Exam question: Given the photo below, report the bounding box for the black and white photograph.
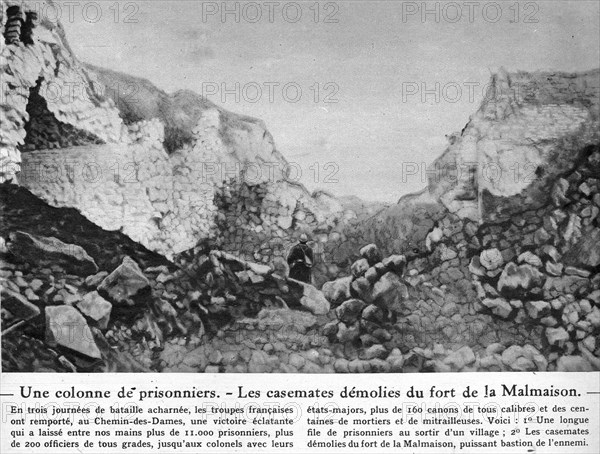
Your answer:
[0,0,600,373]
[1,0,599,452]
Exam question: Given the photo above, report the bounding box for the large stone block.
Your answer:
[359,244,382,266]
[98,256,150,305]
[351,258,369,278]
[525,300,551,319]
[1,288,40,320]
[382,254,407,275]
[443,346,476,371]
[77,291,112,330]
[481,297,513,319]
[336,322,360,343]
[322,276,352,306]
[335,299,367,325]
[480,248,504,271]
[501,345,547,372]
[45,305,102,359]
[372,272,408,313]
[8,231,98,276]
[556,356,594,372]
[497,262,545,297]
[286,279,330,315]
[350,277,374,303]
[563,228,600,268]
[545,327,569,348]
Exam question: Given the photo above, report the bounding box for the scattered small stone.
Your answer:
[24,288,40,301]
[361,304,384,324]
[468,256,486,277]
[289,353,305,369]
[564,266,591,278]
[371,328,392,342]
[480,248,503,271]
[443,346,475,370]
[556,356,593,372]
[525,300,550,319]
[579,182,592,196]
[208,350,223,365]
[361,344,387,360]
[29,279,44,292]
[58,356,78,372]
[85,271,108,288]
[14,275,28,288]
[322,321,339,338]
[382,255,406,274]
[481,298,513,319]
[517,251,542,267]
[545,261,563,276]
[359,334,378,347]
[336,322,360,343]
[333,358,349,373]
[545,327,569,347]
[497,262,545,297]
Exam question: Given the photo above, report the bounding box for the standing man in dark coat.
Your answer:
[287,233,314,283]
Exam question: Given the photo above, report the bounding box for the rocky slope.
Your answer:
[320,68,600,371]
[1,0,599,372]
[4,188,595,373]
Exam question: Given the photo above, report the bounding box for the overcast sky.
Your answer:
[60,0,600,202]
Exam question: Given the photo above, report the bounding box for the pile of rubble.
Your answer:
[0,228,195,372]
[0,185,336,372]
[213,181,348,270]
[0,185,187,372]
[2,3,599,373]
[316,240,599,372]
[469,147,600,369]
[3,182,597,373]
[181,249,330,317]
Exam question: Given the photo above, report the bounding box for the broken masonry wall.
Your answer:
[326,70,600,362]
[214,180,345,267]
[19,111,348,264]
[19,118,218,259]
[3,2,344,262]
[1,0,123,182]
